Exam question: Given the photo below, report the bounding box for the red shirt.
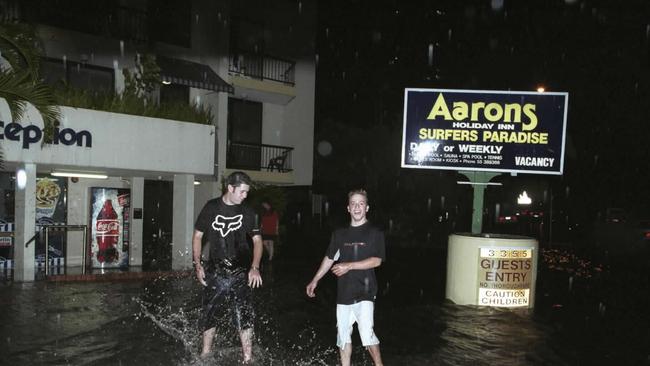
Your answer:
[261,211,279,235]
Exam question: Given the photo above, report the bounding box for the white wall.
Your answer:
[0,100,217,269]
[284,59,316,186]
[262,103,286,145]
[1,102,215,176]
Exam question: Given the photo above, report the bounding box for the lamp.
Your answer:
[51,171,108,179]
[517,191,532,205]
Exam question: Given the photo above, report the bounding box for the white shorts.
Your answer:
[336,301,380,349]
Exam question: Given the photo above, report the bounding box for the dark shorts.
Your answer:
[198,270,254,332]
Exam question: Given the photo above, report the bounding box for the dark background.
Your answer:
[311,0,650,245]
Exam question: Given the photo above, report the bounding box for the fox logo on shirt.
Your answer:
[212,214,243,237]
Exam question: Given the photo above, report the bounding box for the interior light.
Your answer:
[194,181,201,185]
[162,80,172,85]
[16,169,27,189]
[51,171,108,179]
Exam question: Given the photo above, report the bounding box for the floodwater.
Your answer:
[1,231,649,365]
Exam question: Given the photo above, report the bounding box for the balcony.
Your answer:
[228,50,296,105]
[229,49,295,85]
[227,142,293,171]
[226,142,294,184]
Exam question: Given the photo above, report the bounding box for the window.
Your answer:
[148,0,191,48]
[41,58,114,93]
[227,98,262,170]
[160,83,189,105]
[19,0,147,42]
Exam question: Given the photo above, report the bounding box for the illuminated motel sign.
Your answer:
[401,88,568,175]
[403,89,567,308]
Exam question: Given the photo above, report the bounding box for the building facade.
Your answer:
[0,0,316,281]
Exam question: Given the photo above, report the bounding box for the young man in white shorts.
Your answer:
[306,189,385,366]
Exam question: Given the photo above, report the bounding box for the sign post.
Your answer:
[458,171,500,234]
[401,88,568,308]
[402,87,568,233]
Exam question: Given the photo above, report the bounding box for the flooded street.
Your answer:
[1,229,649,365]
[1,1,649,365]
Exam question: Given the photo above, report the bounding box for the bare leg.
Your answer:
[239,327,254,364]
[340,343,352,366]
[367,344,383,365]
[263,240,274,260]
[201,327,216,357]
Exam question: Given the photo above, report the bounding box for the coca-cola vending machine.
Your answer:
[89,188,130,268]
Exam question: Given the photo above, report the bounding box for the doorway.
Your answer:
[227,97,262,170]
[142,180,173,270]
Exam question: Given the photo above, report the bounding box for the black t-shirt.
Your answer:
[194,197,260,270]
[326,222,386,305]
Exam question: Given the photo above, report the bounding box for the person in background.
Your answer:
[192,171,263,364]
[260,201,279,261]
[305,189,385,366]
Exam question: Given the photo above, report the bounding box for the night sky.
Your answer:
[313,0,650,223]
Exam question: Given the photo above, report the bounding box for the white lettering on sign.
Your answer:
[514,156,554,167]
[458,144,503,154]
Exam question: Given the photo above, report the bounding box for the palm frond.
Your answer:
[0,69,60,124]
[0,22,43,79]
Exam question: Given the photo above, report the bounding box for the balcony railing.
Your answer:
[227,141,293,172]
[229,49,296,85]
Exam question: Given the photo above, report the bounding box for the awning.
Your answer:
[157,56,234,94]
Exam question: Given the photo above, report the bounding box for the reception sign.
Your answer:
[401,88,568,175]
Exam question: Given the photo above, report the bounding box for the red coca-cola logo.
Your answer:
[96,220,119,234]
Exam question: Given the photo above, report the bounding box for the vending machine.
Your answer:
[89,187,130,268]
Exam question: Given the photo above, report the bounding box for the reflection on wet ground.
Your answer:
[1,230,649,365]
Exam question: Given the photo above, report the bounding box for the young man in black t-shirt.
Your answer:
[306,189,385,366]
[192,171,263,364]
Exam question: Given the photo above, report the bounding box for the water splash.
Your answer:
[135,274,341,364]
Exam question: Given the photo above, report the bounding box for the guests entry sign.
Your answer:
[401,88,568,175]
[477,247,534,307]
